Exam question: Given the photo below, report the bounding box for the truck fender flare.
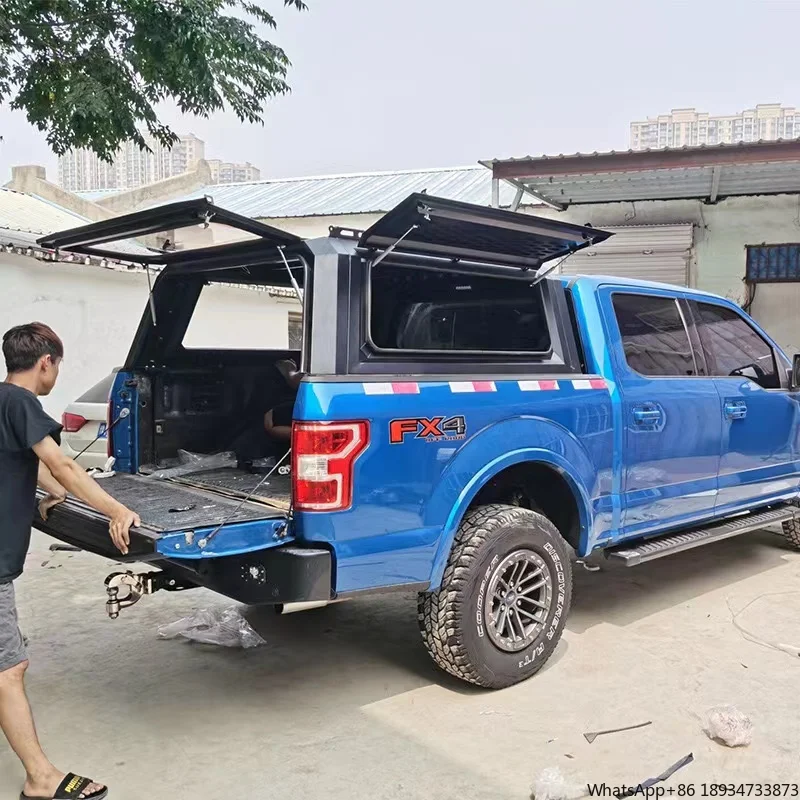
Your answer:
[427,446,593,591]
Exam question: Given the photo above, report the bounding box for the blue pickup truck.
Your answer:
[35,194,800,689]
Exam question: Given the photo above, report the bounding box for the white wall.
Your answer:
[529,193,800,352]
[1,254,297,417]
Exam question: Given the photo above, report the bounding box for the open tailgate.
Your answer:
[33,474,291,562]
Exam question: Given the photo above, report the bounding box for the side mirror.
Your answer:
[792,353,800,392]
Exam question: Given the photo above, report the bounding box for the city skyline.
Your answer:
[630,104,799,151]
[57,133,260,192]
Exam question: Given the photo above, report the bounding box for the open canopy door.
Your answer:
[37,197,301,265]
[359,193,612,269]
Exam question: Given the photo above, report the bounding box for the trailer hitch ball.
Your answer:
[104,572,146,619]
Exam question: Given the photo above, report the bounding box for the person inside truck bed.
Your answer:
[263,358,302,444]
[0,323,141,800]
[233,358,302,470]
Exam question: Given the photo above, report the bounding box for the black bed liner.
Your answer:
[82,473,284,532]
[171,468,291,510]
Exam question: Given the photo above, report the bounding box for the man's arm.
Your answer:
[37,461,67,520]
[32,436,140,554]
[37,460,65,498]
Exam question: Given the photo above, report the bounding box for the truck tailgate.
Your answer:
[33,473,290,561]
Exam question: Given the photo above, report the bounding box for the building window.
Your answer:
[746,243,800,282]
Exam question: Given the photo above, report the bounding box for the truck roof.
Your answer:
[561,273,723,302]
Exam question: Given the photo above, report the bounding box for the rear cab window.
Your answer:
[611,292,697,377]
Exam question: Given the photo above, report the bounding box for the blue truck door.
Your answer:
[688,299,800,512]
[602,289,721,536]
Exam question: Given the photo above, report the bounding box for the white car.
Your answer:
[60,373,115,469]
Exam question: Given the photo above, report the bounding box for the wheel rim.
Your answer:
[485,549,553,653]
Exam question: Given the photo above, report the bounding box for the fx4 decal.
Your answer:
[389,416,467,444]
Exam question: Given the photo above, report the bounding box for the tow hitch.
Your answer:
[104,571,194,619]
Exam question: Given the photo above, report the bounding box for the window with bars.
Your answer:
[746,243,800,283]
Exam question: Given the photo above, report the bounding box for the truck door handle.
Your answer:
[724,400,748,420]
[633,407,663,424]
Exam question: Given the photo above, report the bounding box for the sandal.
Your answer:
[21,773,108,800]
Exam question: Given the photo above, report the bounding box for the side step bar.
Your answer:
[606,505,798,567]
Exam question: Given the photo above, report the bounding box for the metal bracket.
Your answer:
[104,571,194,619]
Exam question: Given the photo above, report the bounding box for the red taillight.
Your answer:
[292,421,369,512]
[62,412,88,433]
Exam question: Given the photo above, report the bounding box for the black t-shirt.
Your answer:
[0,384,62,583]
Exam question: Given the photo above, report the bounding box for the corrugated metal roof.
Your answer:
[0,189,157,259]
[0,188,90,234]
[485,138,800,168]
[164,166,519,219]
[518,162,800,206]
[487,140,800,207]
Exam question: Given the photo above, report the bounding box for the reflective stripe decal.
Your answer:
[363,383,394,395]
[392,382,420,394]
[572,378,607,390]
[363,382,420,395]
[448,381,497,393]
[518,380,560,391]
[362,378,606,394]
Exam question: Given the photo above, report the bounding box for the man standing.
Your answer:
[1,323,140,800]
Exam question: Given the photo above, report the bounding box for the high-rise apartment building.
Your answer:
[207,159,261,184]
[630,104,799,150]
[58,133,207,191]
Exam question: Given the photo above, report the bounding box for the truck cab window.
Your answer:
[612,293,696,377]
[693,301,779,389]
[370,265,551,354]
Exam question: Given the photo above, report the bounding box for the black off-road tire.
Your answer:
[418,504,572,689]
[782,517,800,550]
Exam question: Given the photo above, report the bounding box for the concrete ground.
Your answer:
[2,529,800,800]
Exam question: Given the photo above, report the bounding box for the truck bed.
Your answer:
[170,467,291,511]
[82,472,286,532]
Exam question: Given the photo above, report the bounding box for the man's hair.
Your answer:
[2,322,64,373]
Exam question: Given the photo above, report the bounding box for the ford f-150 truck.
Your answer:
[34,194,800,689]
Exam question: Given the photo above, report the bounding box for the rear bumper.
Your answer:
[168,547,333,605]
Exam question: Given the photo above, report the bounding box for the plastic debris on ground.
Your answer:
[703,705,753,747]
[157,607,266,649]
[531,767,584,800]
[88,456,117,479]
[151,450,237,480]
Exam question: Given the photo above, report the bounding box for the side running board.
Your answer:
[606,505,798,567]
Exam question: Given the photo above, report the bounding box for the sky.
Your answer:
[2,0,800,183]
